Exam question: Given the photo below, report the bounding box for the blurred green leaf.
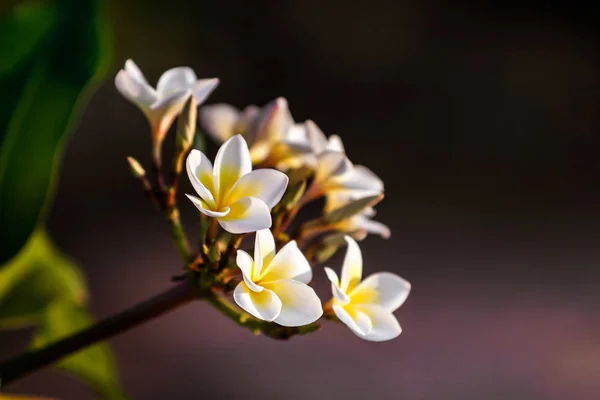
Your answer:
[0,0,111,265]
[0,1,123,397]
[31,301,126,400]
[0,230,87,328]
[0,2,59,75]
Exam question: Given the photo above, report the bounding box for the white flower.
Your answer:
[185,135,288,234]
[304,150,383,202]
[303,120,345,158]
[278,119,344,168]
[325,193,391,240]
[115,59,219,142]
[324,236,410,341]
[200,97,310,168]
[286,120,383,202]
[200,103,259,144]
[233,229,323,326]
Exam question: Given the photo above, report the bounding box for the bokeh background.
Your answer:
[1,0,599,398]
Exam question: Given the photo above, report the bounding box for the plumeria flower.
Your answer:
[200,97,310,168]
[303,150,384,203]
[200,103,259,144]
[325,193,391,240]
[324,236,410,341]
[115,59,219,144]
[185,135,288,233]
[288,120,383,202]
[233,229,323,326]
[303,120,344,157]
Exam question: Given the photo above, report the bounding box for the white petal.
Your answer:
[305,120,328,154]
[253,229,277,279]
[200,104,240,143]
[186,149,216,206]
[233,283,282,322]
[356,304,402,342]
[238,105,261,143]
[260,240,312,284]
[253,97,292,143]
[339,165,384,193]
[323,267,340,286]
[115,69,156,109]
[124,59,151,86]
[326,135,345,153]
[156,66,197,96]
[191,78,219,104]
[265,280,323,327]
[236,250,263,292]
[149,89,192,114]
[340,236,363,293]
[185,194,229,217]
[224,169,289,208]
[351,272,411,311]
[284,123,311,151]
[217,196,271,234]
[314,151,352,183]
[332,304,372,337]
[213,135,252,198]
[147,89,193,135]
[324,267,350,304]
[362,206,377,218]
[355,216,391,239]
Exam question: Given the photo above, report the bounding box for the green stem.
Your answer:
[167,208,191,261]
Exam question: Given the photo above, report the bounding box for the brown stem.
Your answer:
[0,281,196,387]
[152,139,166,195]
[274,204,301,237]
[219,234,246,270]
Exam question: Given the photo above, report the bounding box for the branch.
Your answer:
[0,281,197,387]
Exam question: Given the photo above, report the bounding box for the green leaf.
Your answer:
[0,2,59,75]
[0,0,111,265]
[0,230,125,398]
[31,301,126,400]
[324,194,384,224]
[0,230,87,328]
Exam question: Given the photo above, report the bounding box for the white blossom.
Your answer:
[200,97,310,168]
[325,236,410,341]
[185,135,288,233]
[234,229,323,326]
[115,59,218,142]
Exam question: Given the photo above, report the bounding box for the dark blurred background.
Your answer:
[2,0,599,398]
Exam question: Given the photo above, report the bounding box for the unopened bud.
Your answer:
[127,156,146,178]
[324,193,383,224]
[176,95,197,152]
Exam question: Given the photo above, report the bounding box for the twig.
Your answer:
[0,281,197,387]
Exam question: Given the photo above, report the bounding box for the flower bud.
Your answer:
[126,156,146,178]
[324,193,383,224]
[176,95,197,152]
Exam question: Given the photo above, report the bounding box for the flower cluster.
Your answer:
[118,60,411,341]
